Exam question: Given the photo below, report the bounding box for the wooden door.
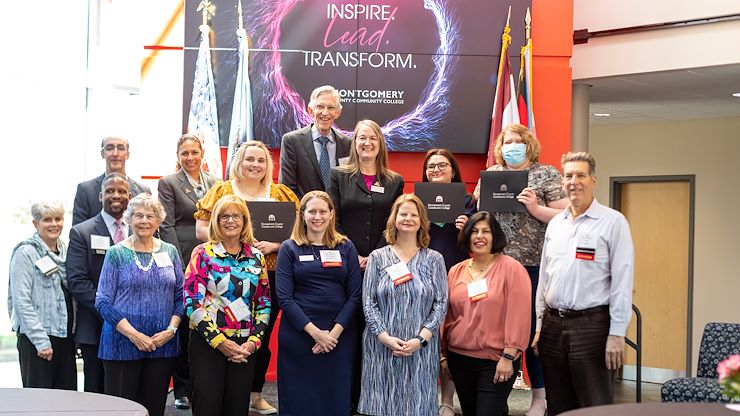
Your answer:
[619,181,691,380]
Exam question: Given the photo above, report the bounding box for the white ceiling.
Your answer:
[578,64,740,125]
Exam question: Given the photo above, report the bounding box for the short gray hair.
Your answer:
[123,193,166,224]
[308,85,342,110]
[561,151,596,176]
[30,201,64,222]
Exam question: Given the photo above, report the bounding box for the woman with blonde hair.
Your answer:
[275,191,362,415]
[358,194,448,415]
[194,140,298,414]
[184,195,271,415]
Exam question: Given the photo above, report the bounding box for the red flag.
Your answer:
[517,37,536,136]
[487,22,520,168]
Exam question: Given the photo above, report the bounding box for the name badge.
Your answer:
[299,255,314,262]
[153,252,173,268]
[338,156,350,166]
[212,242,226,256]
[320,250,342,267]
[35,256,58,276]
[91,235,110,254]
[223,297,249,327]
[575,234,596,261]
[370,184,385,193]
[467,279,488,302]
[386,262,412,285]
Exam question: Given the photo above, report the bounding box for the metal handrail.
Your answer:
[624,304,643,402]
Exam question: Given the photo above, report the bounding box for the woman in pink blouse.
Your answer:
[441,211,531,416]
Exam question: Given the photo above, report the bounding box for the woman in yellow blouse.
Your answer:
[195,140,299,414]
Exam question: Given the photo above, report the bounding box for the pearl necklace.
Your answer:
[133,251,154,272]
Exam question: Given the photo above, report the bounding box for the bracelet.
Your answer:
[439,356,448,363]
[167,325,178,334]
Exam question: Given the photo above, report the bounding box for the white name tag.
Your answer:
[370,184,385,193]
[578,234,596,249]
[153,252,173,268]
[224,297,249,325]
[299,254,314,262]
[320,250,342,267]
[91,235,110,251]
[386,262,412,285]
[467,279,488,302]
[338,156,350,166]
[212,242,226,256]
[35,256,58,276]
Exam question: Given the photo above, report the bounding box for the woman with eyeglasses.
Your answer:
[326,119,404,411]
[157,133,219,409]
[195,140,298,414]
[184,195,271,415]
[275,191,362,416]
[420,149,476,416]
[473,124,568,415]
[95,194,184,416]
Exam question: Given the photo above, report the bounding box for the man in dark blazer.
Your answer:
[157,167,218,409]
[279,85,352,199]
[67,173,131,393]
[72,136,150,225]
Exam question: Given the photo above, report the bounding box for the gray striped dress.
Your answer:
[358,246,448,416]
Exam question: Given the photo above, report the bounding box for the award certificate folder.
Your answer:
[247,201,297,242]
[479,170,528,213]
[414,182,466,223]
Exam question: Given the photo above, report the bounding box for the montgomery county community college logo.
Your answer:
[435,195,444,203]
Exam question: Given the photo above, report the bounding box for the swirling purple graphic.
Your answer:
[245,0,460,150]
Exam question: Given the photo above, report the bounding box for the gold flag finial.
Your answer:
[525,8,531,41]
[197,0,216,27]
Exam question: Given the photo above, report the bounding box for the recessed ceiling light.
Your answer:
[732,92,740,98]
[593,113,611,117]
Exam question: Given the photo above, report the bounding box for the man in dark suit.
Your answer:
[279,85,352,199]
[157,166,217,409]
[72,136,150,225]
[67,173,131,393]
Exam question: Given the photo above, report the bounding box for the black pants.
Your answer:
[251,269,278,393]
[447,351,519,416]
[189,331,257,416]
[103,357,175,416]
[80,342,105,393]
[171,316,191,399]
[17,334,76,390]
[538,306,614,415]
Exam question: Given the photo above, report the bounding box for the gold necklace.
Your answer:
[467,254,497,281]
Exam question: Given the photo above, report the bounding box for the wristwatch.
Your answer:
[415,335,428,348]
[167,325,178,334]
[501,352,516,361]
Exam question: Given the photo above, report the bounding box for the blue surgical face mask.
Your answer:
[501,143,527,166]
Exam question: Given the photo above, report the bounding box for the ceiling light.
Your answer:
[732,92,740,98]
[593,113,611,117]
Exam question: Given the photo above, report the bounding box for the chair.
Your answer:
[661,322,740,402]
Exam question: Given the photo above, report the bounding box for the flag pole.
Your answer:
[237,0,243,30]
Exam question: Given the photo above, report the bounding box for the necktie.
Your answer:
[113,220,125,244]
[318,136,331,188]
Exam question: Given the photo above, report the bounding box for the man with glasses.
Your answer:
[279,85,351,199]
[72,136,150,225]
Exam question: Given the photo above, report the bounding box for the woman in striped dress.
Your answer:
[358,194,448,416]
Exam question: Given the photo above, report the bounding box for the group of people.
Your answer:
[9,84,633,416]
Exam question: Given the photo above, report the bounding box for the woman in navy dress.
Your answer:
[276,191,363,416]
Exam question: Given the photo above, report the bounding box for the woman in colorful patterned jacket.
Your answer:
[184,194,271,416]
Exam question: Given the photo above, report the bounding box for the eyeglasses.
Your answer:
[218,214,244,222]
[133,213,157,221]
[314,104,339,113]
[357,135,379,142]
[426,162,450,171]
[102,144,128,153]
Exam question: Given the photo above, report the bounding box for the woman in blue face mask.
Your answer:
[473,123,569,416]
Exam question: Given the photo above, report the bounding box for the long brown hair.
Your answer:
[290,191,347,248]
[337,119,399,182]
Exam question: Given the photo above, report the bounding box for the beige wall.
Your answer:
[589,116,740,374]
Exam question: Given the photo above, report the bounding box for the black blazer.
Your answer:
[157,169,218,269]
[67,213,111,345]
[326,168,404,257]
[278,125,352,199]
[72,173,151,225]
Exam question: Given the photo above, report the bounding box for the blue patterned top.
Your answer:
[96,241,184,360]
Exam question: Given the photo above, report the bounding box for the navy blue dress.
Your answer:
[275,239,363,416]
[428,194,477,271]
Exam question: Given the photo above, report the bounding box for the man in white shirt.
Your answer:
[532,151,634,415]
